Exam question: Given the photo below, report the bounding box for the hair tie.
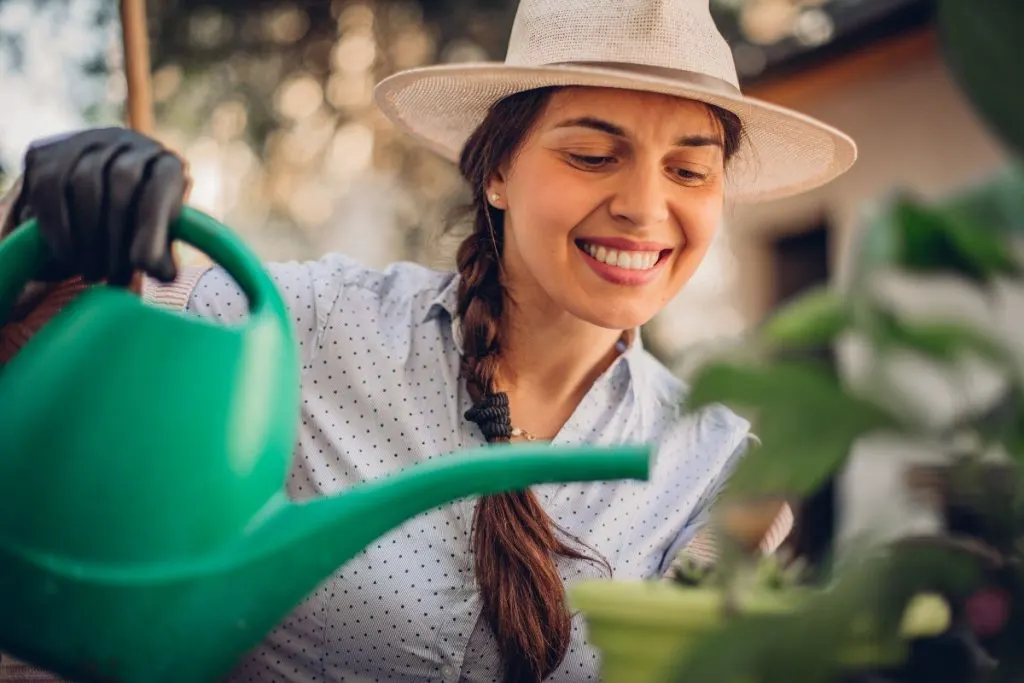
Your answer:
[465,391,513,441]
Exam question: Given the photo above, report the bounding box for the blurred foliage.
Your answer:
[0,0,522,265]
[937,0,1024,160]
[146,0,516,150]
[677,177,1024,683]
[137,0,522,267]
[0,0,123,189]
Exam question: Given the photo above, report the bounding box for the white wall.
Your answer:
[724,41,1012,324]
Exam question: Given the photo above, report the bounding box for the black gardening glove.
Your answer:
[12,127,188,286]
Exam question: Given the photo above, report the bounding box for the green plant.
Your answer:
[663,1,1024,681]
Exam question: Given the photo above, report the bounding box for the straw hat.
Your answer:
[374,0,857,203]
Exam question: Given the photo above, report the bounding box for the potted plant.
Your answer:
[569,1,1024,681]
[568,555,813,683]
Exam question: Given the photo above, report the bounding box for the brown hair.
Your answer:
[453,87,743,683]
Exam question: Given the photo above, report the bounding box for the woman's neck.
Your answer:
[500,310,623,395]
[493,295,627,439]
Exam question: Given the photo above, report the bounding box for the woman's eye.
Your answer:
[568,154,615,170]
[672,167,709,186]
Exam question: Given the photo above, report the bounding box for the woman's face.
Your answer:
[491,87,730,331]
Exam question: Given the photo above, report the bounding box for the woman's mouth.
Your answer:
[575,240,672,286]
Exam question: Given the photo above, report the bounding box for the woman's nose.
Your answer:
[608,165,670,228]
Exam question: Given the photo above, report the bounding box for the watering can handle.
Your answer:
[0,206,286,326]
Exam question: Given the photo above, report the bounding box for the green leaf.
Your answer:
[758,287,850,351]
[852,196,1020,286]
[896,200,1019,280]
[941,166,1024,237]
[939,0,1024,159]
[874,311,1010,368]
[674,611,824,683]
[685,361,892,497]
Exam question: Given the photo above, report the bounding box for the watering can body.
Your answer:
[0,209,300,563]
[0,208,651,682]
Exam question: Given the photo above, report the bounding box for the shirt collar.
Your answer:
[423,273,461,325]
[424,273,646,388]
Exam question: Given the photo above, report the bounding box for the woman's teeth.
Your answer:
[580,243,661,270]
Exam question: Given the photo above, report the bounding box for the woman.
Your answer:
[0,0,853,681]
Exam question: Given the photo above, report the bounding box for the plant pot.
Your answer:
[568,580,910,683]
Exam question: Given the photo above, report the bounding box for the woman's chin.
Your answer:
[568,299,658,333]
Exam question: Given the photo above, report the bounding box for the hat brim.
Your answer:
[374,62,857,203]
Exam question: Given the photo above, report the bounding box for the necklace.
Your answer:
[510,427,543,441]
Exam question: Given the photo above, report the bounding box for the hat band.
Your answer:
[550,61,742,97]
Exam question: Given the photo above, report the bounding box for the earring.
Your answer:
[489,192,501,205]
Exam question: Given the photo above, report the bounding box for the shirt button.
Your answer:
[441,664,455,680]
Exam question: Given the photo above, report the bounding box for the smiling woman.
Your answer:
[0,1,852,682]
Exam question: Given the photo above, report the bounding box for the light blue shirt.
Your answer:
[2,253,751,683]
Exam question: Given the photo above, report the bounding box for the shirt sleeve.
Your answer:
[656,432,753,574]
[659,432,797,576]
[179,255,358,369]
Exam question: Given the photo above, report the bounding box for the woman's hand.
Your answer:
[12,127,188,286]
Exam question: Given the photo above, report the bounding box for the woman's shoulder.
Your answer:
[320,256,461,332]
[176,252,458,322]
[266,252,456,310]
[317,253,454,302]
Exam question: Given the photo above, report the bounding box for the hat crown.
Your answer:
[505,0,740,89]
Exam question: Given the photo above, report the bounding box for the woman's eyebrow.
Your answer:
[553,116,722,148]
[674,134,723,148]
[553,116,625,137]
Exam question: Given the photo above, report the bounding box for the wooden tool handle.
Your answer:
[119,0,155,296]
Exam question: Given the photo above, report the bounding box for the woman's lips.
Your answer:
[576,240,671,286]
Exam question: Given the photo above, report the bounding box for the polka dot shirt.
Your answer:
[187,253,749,682]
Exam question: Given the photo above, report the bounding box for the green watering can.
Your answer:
[0,207,650,683]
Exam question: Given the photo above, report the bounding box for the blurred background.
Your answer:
[0,0,1013,369]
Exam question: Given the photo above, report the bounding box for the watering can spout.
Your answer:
[251,443,650,567]
[233,443,649,598]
